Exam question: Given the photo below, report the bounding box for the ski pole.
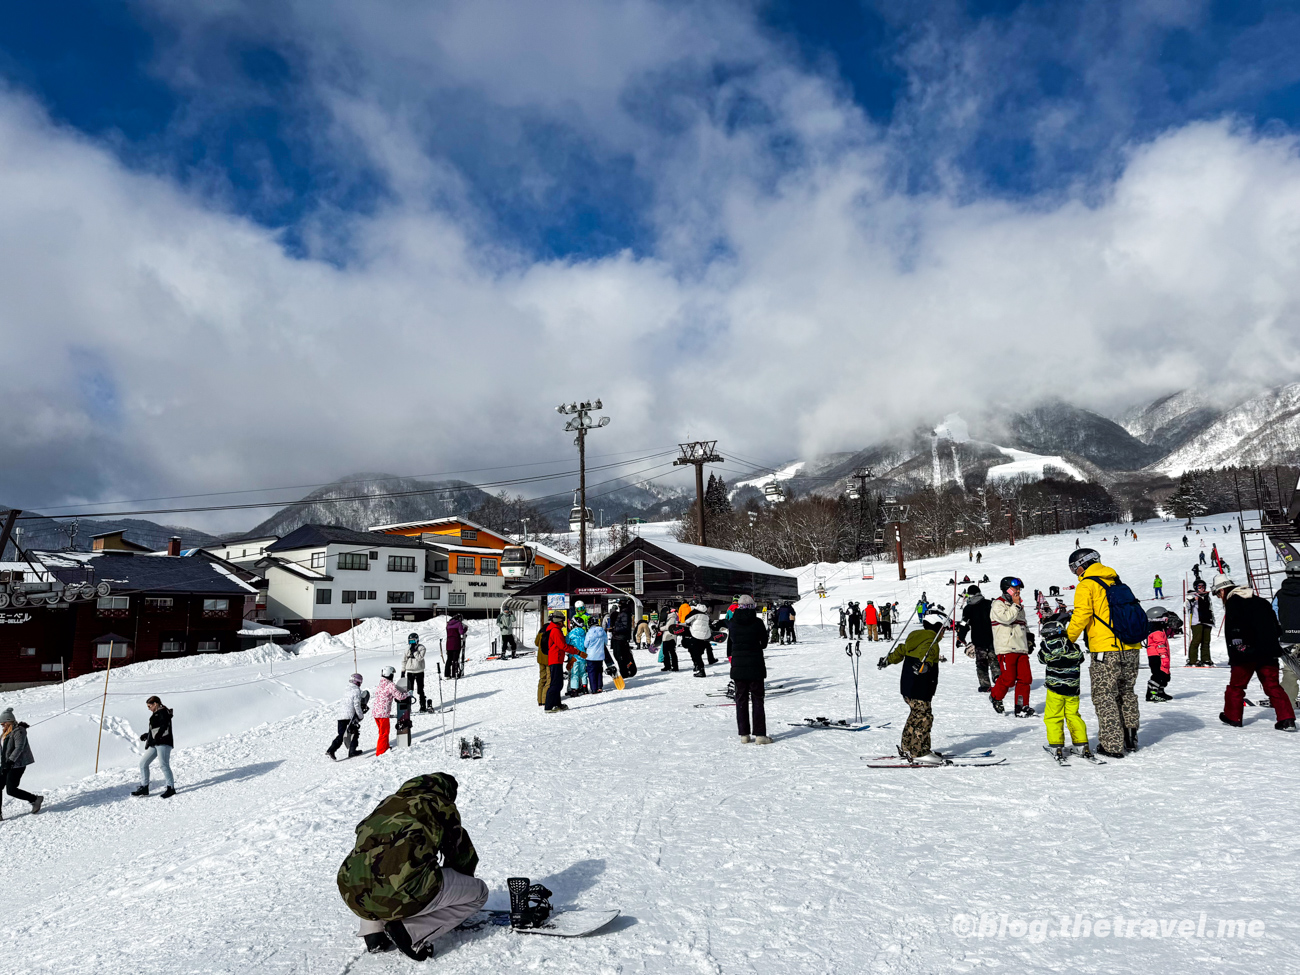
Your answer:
[883,607,918,658]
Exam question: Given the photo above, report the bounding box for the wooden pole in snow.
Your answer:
[94,640,115,774]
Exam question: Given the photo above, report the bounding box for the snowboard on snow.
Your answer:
[460,909,620,937]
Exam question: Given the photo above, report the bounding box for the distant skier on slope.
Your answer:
[878,610,948,764]
[338,772,488,959]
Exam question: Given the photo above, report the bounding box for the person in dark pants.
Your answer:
[607,601,637,678]
[0,707,43,818]
[728,596,771,743]
[401,634,428,711]
[957,585,1001,693]
[444,615,468,680]
[659,621,679,672]
[328,674,367,760]
[1214,575,1297,730]
[684,603,713,677]
[542,612,585,712]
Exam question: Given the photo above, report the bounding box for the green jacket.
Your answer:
[337,773,478,921]
[886,628,944,701]
[887,629,943,667]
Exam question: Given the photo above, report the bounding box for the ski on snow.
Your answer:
[786,717,884,731]
[863,749,1005,768]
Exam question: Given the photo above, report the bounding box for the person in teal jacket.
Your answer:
[565,616,589,696]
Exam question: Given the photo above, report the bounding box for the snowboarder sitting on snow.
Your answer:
[339,772,488,959]
[1145,610,1173,703]
[1037,619,1094,762]
[878,610,948,764]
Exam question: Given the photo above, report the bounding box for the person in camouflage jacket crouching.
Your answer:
[338,773,488,959]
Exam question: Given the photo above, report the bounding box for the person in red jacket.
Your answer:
[863,601,880,641]
[542,611,586,713]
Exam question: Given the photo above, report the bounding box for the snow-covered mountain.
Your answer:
[1151,383,1300,475]
[1119,389,1227,455]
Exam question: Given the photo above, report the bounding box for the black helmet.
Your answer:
[1040,619,1067,644]
[1194,579,1207,591]
[408,632,419,643]
[999,576,1023,593]
[1068,548,1100,572]
[965,584,981,597]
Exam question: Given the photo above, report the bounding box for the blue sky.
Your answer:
[5,1,1299,263]
[3,1,1300,518]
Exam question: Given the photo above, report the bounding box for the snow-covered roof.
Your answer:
[237,624,292,638]
[528,540,575,566]
[650,540,796,578]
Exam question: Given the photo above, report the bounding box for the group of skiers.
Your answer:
[838,601,890,641]
[879,547,1299,765]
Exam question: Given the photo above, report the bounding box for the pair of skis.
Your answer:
[1042,744,1107,766]
[459,736,484,760]
[863,749,1006,768]
[785,717,885,732]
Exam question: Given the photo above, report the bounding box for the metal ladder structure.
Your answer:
[1234,467,1300,601]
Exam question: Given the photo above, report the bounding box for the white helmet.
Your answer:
[381,665,396,679]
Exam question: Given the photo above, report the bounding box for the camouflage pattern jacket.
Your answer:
[337,773,478,921]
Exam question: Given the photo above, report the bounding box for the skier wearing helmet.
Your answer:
[988,577,1034,716]
[1066,547,1142,758]
[957,584,1000,693]
[1186,578,1216,666]
[1212,575,1297,731]
[373,667,410,756]
[328,674,367,760]
[878,609,949,764]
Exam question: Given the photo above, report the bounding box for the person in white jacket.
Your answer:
[401,634,428,712]
[684,603,714,677]
[328,674,367,760]
[988,577,1035,717]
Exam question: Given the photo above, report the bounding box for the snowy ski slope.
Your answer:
[0,515,1294,974]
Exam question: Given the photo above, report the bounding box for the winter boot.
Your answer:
[1015,704,1037,718]
[1097,745,1125,759]
[30,796,43,814]
[327,748,337,761]
[990,695,1005,715]
[1124,728,1139,752]
[131,785,149,797]
[912,751,944,765]
[364,931,396,954]
[977,684,991,693]
[754,735,773,745]
[739,735,753,743]
[1145,686,1162,703]
[1219,712,1243,728]
[160,786,175,799]
[1276,718,1297,732]
[384,920,434,962]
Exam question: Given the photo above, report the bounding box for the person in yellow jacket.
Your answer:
[1066,548,1142,758]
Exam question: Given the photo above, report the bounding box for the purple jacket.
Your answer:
[446,617,467,654]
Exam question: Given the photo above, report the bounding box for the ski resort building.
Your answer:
[370,517,571,618]
[589,537,799,614]
[258,525,450,636]
[0,551,257,690]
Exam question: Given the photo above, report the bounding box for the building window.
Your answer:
[19,647,36,656]
[310,552,325,569]
[433,559,448,573]
[144,597,174,611]
[316,589,332,605]
[95,643,130,659]
[449,592,467,608]
[423,586,440,600]
[197,639,221,653]
[479,557,498,575]
[387,591,415,604]
[369,551,378,560]
[338,552,369,570]
[241,549,248,558]
[456,556,476,574]
[161,639,184,654]
[388,555,417,572]
[41,662,63,673]
[203,598,230,613]
[97,595,129,610]
[342,590,357,604]
[366,590,377,600]
[460,529,478,542]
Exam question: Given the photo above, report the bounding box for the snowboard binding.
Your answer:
[507,877,554,929]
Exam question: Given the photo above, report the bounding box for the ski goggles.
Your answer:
[1005,578,1024,590]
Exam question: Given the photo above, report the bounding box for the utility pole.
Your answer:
[556,400,610,569]
[1008,506,1015,546]
[675,441,724,546]
[0,509,18,562]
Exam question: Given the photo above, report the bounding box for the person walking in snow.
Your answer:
[131,696,175,798]
[658,617,680,672]
[328,674,367,760]
[879,602,893,641]
[957,584,1000,693]
[635,615,652,652]
[1145,612,1173,703]
[1186,579,1215,666]
[1037,618,1094,762]
[373,667,410,756]
[684,602,714,677]
[0,707,43,818]
[401,634,428,712]
[542,611,586,712]
[878,610,948,764]
[1214,575,1297,731]
[1066,548,1142,758]
[1183,535,1189,547]
[729,595,772,744]
[443,615,468,680]
[775,602,795,645]
[497,609,517,658]
[584,616,609,693]
[847,602,864,640]
[608,601,637,677]
[338,773,488,959]
[838,605,848,639]
[989,577,1034,717]
[1153,574,1164,599]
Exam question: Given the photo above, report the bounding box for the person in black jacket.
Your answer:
[1214,576,1297,730]
[956,585,1001,693]
[607,602,637,679]
[132,696,176,798]
[0,707,44,818]
[727,596,771,743]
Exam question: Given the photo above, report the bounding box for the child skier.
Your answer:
[1145,609,1173,702]
[584,616,608,693]
[1037,618,1094,761]
[565,615,589,697]
[878,610,948,764]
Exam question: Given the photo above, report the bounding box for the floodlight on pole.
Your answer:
[556,398,610,569]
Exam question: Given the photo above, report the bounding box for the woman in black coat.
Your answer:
[727,596,771,744]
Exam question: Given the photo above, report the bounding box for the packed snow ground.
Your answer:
[2,515,1296,974]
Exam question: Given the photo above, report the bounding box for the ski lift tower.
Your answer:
[848,467,874,559]
[557,399,610,569]
[1234,467,1300,599]
[881,498,911,581]
[675,441,725,546]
